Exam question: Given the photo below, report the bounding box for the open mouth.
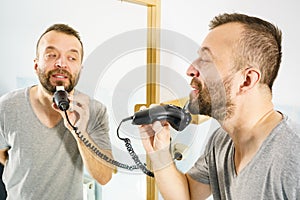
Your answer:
[190,78,202,95]
[52,74,68,79]
[191,86,199,96]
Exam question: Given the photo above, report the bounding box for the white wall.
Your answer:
[1,0,300,200]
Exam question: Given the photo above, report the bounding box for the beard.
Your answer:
[188,74,235,121]
[37,68,79,95]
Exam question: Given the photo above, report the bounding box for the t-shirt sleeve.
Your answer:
[187,130,218,185]
[187,150,210,184]
[0,128,8,150]
[0,101,9,150]
[187,156,210,184]
[87,100,111,150]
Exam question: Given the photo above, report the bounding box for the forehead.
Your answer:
[199,23,243,70]
[38,31,82,54]
[201,23,243,57]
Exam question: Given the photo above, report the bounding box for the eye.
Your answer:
[67,52,79,62]
[193,57,211,69]
[68,57,76,61]
[200,58,210,63]
[45,53,57,59]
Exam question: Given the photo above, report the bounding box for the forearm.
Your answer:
[154,162,190,200]
[74,130,113,185]
[149,148,190,200]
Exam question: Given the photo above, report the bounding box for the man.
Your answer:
[0,24,113,199]
[139,13,300,199]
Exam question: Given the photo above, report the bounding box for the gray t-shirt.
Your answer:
[0,86,111,200]
[187,114,300,199]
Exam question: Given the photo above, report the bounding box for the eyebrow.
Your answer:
[44,46,56,51]
[45,46,80,55]
[197,47,213,57]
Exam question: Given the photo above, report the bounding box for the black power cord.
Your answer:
[116,117,154,177]
[64,110,154,177]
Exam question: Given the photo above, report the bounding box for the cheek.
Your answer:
[35,65,46,75]
[74,67,81,74]
[224,77,239,100]
[74,67,82,77]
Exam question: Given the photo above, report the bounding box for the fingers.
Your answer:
[139,105,147,111]
[152,120,163,132]
[138,120,168,138]
[139,124,155,139]
[153,121,170,144]
[138,104,172,154]
[139,120,171,153]
[53,93,90,132]
[149,103,160,108]
[69,93,89,110]
[138,124,155,153]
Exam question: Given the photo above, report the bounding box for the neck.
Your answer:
[29,85,60,118]
[29,85,63,128]
[222,101,283,154]
[219,86,283,174]
[34,85,54,107]
[229,106,282,174]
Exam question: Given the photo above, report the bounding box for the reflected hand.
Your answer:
[53,93,90,133]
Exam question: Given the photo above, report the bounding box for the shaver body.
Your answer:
[132,104,192,131]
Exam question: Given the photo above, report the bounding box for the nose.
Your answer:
[186,64,200,77]
[55,57,67,68]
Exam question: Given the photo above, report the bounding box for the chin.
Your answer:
[187,101,199,115]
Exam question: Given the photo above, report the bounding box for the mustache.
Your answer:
[190,78,203,91]
[48,69,72,78]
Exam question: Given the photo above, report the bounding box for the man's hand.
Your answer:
[53,93,90,133]
[138,105,174,171]
[139,121,170,153]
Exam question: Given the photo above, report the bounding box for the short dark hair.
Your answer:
[36,23,84,61]
[209,13,282,90]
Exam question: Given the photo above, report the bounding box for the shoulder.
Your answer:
[202,126,232,156]
[274,114,300,145]
[269,114,300,169]
[284,114,300,136]
[74,89,108,114]
[0,87,28,109]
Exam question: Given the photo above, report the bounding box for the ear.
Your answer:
[239,67,261,93]
[33,58,38,72]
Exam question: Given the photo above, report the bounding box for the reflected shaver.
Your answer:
[53,86,70,111]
